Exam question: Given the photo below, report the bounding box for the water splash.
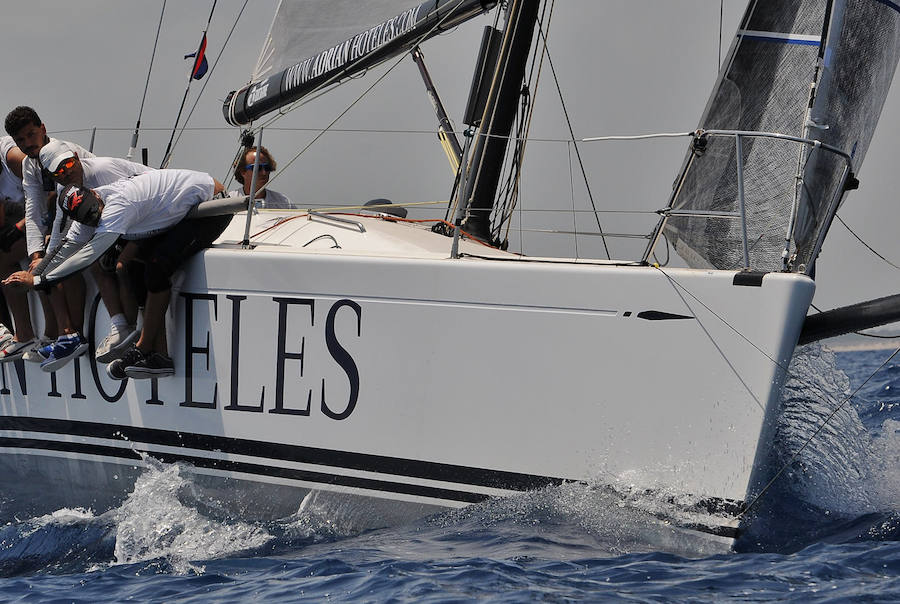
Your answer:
[772,343,874,514]
[0,508,116,576]
[112,460,272,574]
[739,344,900,551]
[430,482,731,560]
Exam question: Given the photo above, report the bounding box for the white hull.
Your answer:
[0,212,814,541]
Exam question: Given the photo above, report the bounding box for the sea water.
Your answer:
[0,345,897,602]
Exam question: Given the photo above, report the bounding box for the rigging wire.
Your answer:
[169,0,251,165]
[836,214,900,271]
[534,17,611,259]
[160,0,218,168]
[128,0,167,161]
[655,266,861,405]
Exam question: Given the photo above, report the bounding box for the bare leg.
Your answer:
[136,289,169,356]
[91,264,122,318]
[0,239,34,342]
[49,285,75,335]
[38,292,56,339]
[62,274,86,333]
[116,243,140,325]
[118,271,139,325]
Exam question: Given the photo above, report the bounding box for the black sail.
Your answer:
[662,0,900,273]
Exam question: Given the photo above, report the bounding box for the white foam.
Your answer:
[773,344,898,516]
[112,460,272,574]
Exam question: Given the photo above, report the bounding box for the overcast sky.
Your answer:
[2,0,898,315]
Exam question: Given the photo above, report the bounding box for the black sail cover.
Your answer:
[224,0,496,126]
[662,0,900,273]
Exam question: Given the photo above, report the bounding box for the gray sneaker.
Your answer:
[0,324,13,349]
[23,338,52,363]
[96,326,139,363]
[0,338,36,363]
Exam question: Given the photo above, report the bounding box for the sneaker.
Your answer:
[107,345,145,381]
[39,333,89,373]
[96,326,139,363]
[124,351,175,379]
[23,337,52,363]
[0,324,13,349]
[0,338,35,363]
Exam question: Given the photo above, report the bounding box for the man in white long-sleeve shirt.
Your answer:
[35,140,152,371]
[5,168,231,379]
[3,106,94,362]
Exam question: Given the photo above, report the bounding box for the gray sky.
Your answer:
[2,1,898,314]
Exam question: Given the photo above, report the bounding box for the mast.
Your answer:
[459,0,540,243]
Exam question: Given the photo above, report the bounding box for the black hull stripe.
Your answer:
[0,433,741,540]
[0,416,565,492]
[0,436,489,504]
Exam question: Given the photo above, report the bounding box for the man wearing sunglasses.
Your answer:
[2,106,94,362]
[35,140,151,372]
[231,146,294,210]
[4,168,231,380]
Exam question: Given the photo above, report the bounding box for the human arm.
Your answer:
[5,145,25,179]
[36,231,120,288]
[5,231,119,291]
[21,159,49,258]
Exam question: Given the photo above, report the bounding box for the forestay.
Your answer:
[662,0,900,274]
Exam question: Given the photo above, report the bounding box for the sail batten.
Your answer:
[225,0,497,126]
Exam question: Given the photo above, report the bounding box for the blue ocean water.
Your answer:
[0,345,898,602]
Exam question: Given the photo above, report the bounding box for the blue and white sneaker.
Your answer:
[39,333,89,373]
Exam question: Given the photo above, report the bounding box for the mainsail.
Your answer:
[224,0,496,126]
[662,0,900,273]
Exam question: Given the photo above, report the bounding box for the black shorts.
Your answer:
[135,214,232,293]
[0,201,25,252]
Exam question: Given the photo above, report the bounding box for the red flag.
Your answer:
[184,33,208,80]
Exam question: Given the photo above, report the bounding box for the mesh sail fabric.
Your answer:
[664,0,824,272]
[251,0,416,83]
[663,0,900,273]
[793,0,900,265]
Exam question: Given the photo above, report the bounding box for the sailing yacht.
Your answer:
[0,0,898,548]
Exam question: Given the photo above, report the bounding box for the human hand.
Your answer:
[2,271,34,289]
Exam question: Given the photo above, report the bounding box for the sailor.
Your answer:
[3,106,94,362]
[38,140,152,371]
[3,168,231,380]
[0,134,27,350]
[231,146,294,210]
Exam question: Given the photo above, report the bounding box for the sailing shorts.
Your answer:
[135,214,232,293]
[0,201,25,252]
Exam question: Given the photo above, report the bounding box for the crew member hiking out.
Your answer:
[3,168,232,379]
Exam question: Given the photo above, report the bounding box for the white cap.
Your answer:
[39,139,76,173]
